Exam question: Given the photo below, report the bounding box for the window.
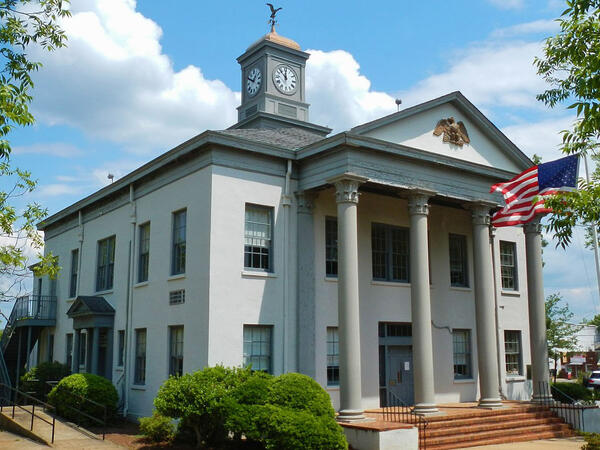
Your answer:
[453,329,472,379]
[500,241,518,290]
[326,327,339,386]
[48,334,54,362]
[69,249,79,298]
[244,205,273,271]
[171,210,186,275]
[134,329,147,384]
[325,217,338,277]
[138,222,150,282]
[96,236,115,291]
[449,234,468,287]
[66,333,73,369]
[117,330,125,367]
[504,330,522,376]
[371,224,409,282]
[243,325,272,373]
[169,326,184,377]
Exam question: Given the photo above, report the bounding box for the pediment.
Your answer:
[66,296,115,318]
[351,92,531,174]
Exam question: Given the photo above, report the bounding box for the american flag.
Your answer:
[490,154,579,227]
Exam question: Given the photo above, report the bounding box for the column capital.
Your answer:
[469,201,496,226]
[329,174,367,204]
[523,219,543,235]
[408,189,435,216]
[295,191,317,214]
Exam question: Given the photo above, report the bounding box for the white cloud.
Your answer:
[38,183,85,197]
[487,0,524,10]
[12,142,83,157]
[490,19,559,38]
[501,116,574,161]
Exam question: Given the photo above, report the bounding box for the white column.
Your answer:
[331,174,367,421]
[524,220,552,401]
[408,191,439,414]
[471,203,502,408]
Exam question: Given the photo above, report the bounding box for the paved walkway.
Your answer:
[0,430,45,449]
[461,436,585,449]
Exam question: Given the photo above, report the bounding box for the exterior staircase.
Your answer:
[0,295,56,388]
[425,404,575,449]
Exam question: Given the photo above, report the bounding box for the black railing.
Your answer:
[45,381,107,440]
[382,391,428,449]
[537,381,590,431]
[0,382,56,443]
[0,295,56,353]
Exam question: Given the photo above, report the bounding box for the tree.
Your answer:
[0,1,69,298]
[535,0,600,248]
[587,313,600,330]
[546,293,583,381]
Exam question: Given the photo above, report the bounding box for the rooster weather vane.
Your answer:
[266,3,282,31]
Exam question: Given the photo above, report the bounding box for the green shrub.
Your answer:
[268,373,335,418]
[20,362,70,399]
[582,432,600,450]
[47,373,118,424]
[552,382,593,403]
[139,412,174,442]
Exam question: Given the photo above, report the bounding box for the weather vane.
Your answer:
[266,3,282,32]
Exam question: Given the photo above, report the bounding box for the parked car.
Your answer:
[586,371,600,389]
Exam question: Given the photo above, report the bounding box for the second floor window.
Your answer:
[171,210,186,275]
[500,241,518,290]
[372,224,409,282]
[325,217,338,277]
[244,205,272,271]
[69,249,79,298]
[138,222,150,282]
[449,234,468,287]
[96,236,115,292]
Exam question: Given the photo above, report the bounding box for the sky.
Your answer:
[3,0,600,321]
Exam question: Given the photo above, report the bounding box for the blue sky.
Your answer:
[4,0,600,321]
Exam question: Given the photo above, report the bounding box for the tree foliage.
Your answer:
[0,0,69,299]
[546,293,583,380]
[535,0,600,248]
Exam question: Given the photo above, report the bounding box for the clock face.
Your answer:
[246,67,262,96]
[273,65,298,95]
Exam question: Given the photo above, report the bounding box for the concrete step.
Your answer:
[427,429,575,450]
[425,417,565,438]
[425,411,556,430]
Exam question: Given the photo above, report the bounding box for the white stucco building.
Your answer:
[0,28,551,420]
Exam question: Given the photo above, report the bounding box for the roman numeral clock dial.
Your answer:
[273,64,298,94]
[246,67,262,96]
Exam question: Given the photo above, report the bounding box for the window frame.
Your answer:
[452,329,472,380]
[499,241,518,291]
[326,327,339,387]
[325,217,338,277]
[449,234,469,287]
[134,328,147,385]
[69,249,79,298]
[96,236,116,292]
[138,222,150,282]
[169,325,184,377]
[243,325,273,374]
[504,330,523,376]
[244,204,274,272]
[171,210,187,275]
[371,223,410,283]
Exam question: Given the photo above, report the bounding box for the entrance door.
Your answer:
[387,345,414,405]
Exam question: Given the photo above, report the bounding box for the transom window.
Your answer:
[449,234,468,287]
[372,224,409,282]
[504,330,522,376]
[500,241,518,290]
[134,328,147,385]
[96,236,115,292]
[244,205,273,271]
[171,210,186,275]
[138,222,150,282]
[453,329,472,379]
[325,217,338,277]
[169,326,184,377]
[243,325,272,373]
[326,327,339,386]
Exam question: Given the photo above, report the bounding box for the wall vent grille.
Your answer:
[169,289,185,305]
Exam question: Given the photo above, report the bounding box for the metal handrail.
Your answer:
[537,381,592,431]
[0,382,56,443]
[383,391,428,449]
[0,295,57,353]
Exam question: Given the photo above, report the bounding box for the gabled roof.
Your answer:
[350,91,532,171]
[66,296,115,317]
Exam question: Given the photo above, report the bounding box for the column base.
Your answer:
[531,394,554,404]
[337,409,367,422]
[413,403,440,415]
[478,397,504,409]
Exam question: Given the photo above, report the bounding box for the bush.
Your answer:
[20,361,71,400]
[139,412,174,442]
[268,373,335,418]
[582,432,600,450]
[47,373,118,424]
[552,382,593,403]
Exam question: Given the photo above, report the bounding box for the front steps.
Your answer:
[424,404,575,449]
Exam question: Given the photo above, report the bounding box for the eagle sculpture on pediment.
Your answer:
[433,117,470,147]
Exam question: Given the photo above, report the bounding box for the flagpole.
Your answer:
[583,154,600,303]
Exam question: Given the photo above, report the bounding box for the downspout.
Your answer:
[281,160,292,373]
[124,184,137,416]
[490,227,507,399]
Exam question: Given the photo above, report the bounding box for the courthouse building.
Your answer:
[0,27,550,420]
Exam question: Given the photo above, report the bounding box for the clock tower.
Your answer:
[233,27,330,135]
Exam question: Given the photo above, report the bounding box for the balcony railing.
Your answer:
[0,295,56,353]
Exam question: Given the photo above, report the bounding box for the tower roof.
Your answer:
[247,28,301,51]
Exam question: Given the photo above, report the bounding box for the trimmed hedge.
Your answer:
[139,412,175,442]
[47,373,118,424]
[20,362,70,399]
